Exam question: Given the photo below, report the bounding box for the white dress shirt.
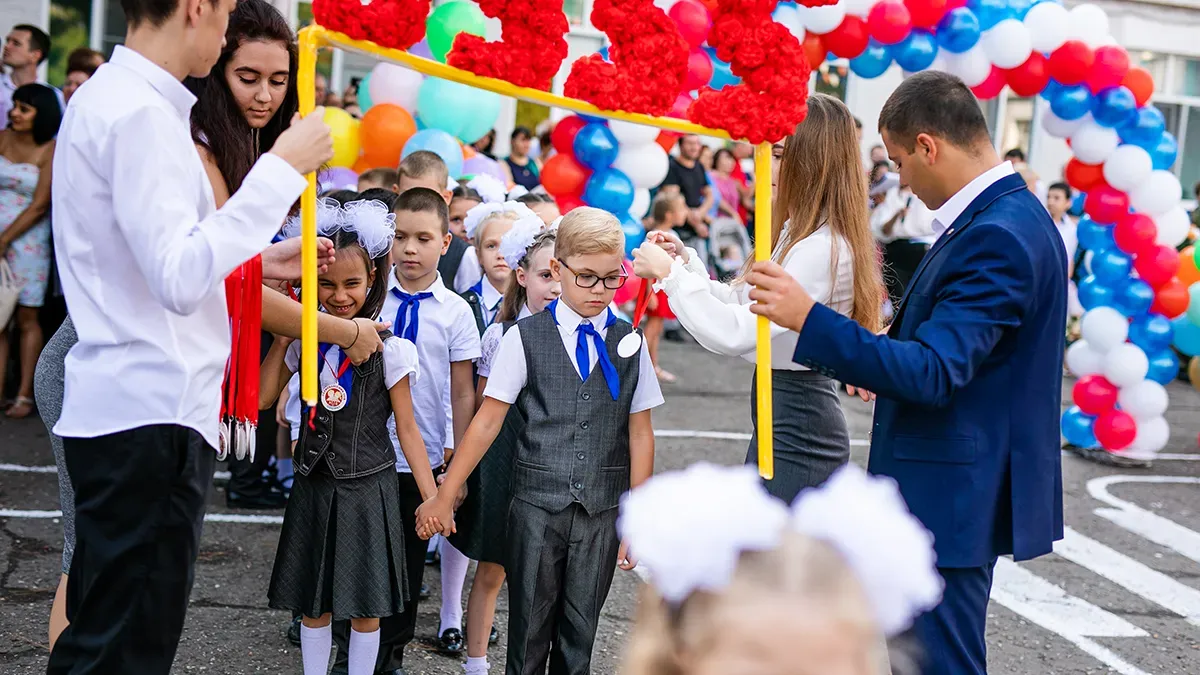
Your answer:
[50,46,306,448]
[454,245,483,293]
[478,304,533,379]
[871,187,936,244]
[379,271,481,471]
[284,336,419,392]
[931,161,1016,238]
[658,224,854,371]
[484,300,664,414]
[477,277,504,325]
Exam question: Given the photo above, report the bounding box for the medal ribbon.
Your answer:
[631,278,653,331]
[306,343,353,430]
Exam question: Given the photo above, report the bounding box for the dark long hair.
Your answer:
[10,84,62,145]
[329,223,391,322]
[184,0,298,193]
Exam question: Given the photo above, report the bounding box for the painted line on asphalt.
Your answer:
[0,508,283,525]
[0,463,57,473]
[1087,475,1200,565]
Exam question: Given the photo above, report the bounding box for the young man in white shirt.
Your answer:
[0,24,61,120]
[47,1,333,672]
[870,182,936,304]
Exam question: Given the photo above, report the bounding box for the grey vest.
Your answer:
[296,331,397,480]
[513,311,639,515]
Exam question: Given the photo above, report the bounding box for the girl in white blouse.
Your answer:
[633,94,884,502]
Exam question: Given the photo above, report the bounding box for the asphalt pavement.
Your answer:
[0,338,1198,673]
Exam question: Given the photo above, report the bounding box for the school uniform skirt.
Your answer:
[449,410,523,565]
[268,463,408,620]
[745,369,850,504]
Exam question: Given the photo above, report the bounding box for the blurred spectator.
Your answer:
[2,25,54,122]
[503,126,541,191]
[62,48,105,103]
[314,73,328,107]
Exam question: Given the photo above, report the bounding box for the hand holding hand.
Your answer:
[632,242,674,281]
[617,540,637,571]
[746,261,816,333]
[415,495,455,539]
[645,230,688,262]
[262,236,335,281]
[270,109,334,175]
[345,318,388,365]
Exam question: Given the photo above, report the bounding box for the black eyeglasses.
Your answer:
[557,258,628,290]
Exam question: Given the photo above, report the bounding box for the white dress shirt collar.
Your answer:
[931,161,1015,237]
[518,304,534,320]
[553,298,610,334]
[481,277,504,311]
[388,268,452,302]
[109,46,197,120]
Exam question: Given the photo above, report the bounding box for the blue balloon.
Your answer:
[1061,406,1099,448]
[1050,84,1094,121]
[1119,105,1166,147]
[1129,313,1175,353]
[1039,79,1063,101]
[1146,348,1179,385]
[705,46,739,90]
[621,213,646,258]
[1010,0,1036,19]
[1078,275,1117,310]
[1113,278,1155,316]
[1069,190,1086,217]
[416,77,502,145]
[1172,315,1200,356]
[967,0,1015,29]
[936,8,982,54]
[850,40,893,79]
[598,45,610,61]
[583,168,636,215]
[1092,86,1137,128]
[1090,248,1132,283]
[356,72,374,112]
[1149,132,1179,170]
[573,123,619,171]
[893,30,939,72]
[1076,216,1115,251]
[402,128,464,178]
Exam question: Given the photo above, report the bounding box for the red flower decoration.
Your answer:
[312,0,429,51]
[564,0,689,116]
[688,0,811,144]
[447,0,568,91]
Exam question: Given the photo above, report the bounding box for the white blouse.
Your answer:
[658,223,854,371]
[477,304,533,379]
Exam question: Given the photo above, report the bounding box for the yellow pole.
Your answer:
[754,142,773,480]
[297,28,320,406]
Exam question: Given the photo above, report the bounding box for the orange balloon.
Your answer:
[1064,159,1104,192]
[802,33,826,70]
[698,0,719,10]
[358,104,417,170]
[352,156,373,174]
[1122,66,1154,107]
[1151,277,1189,318]
[462,144,476,159]
[541,153,590,197]
[1179,248,1200,287]
[656,131,678,153]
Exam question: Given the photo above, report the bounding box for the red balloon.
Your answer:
[1134,245,1180,288]
[802,33,827,69]
[1005,52,1049,98]
[684,48,714,91]
[1047,40,1095,86]
[1113,212,1159,256]
[555,194,586,214]
[656,131,679,153]
[1064,159,1104,192]
[1086,45,1131,94]
[541,153,590,198]
[945,0,967,7]
[905,0,948,29]
[1094,410,1137,451]
[1073,374,1119,416]
[668,0,712,50]
[1122,67,1154,107]
[551,116,587,156]
[867,1,913,45]
[1152,277,1189,318]
[1084,183,1130,225]
[970,67,1006,99]
[825,16,870,59]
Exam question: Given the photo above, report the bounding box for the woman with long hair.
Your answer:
[633,94,883,502]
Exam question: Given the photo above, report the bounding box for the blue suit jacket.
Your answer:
[793,173,1066,568]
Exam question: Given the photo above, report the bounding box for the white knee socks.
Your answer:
[439,538,470,634]
[300,624,332,675]
[349,627,381,675]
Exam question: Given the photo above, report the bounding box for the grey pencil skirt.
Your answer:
[34,317,78,574]
[746,369,851,504]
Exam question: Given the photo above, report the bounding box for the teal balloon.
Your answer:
[356,72,374,112]
[1171,315,1200,356]
[1187,282,1200,327]
[402,129,464,178]
[426,1,487,63]
[416,77,501,144]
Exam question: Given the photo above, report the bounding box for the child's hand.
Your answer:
[617,540,637,571]
[416,495,455,538]
[632,242,674,281]
[645,230,685,261]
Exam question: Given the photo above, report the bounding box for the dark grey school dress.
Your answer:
[267,335,409,620]
[34,316,78,574]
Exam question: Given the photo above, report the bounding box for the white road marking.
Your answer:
[1056,526,1200,626]
[0,463,57,473]
[0,508,282,525]
[1087,475,1200,564]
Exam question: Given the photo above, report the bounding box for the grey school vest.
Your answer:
[512,310,640,515]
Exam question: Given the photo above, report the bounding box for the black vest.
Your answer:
[438,236,468,290]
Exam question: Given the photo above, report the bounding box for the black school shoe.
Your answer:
[1063,443,1153,468]
[287,615,301,646]
[438,628,465,656]
[227,487,287,510]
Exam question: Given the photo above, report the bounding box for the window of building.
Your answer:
[1170,57,1200,98]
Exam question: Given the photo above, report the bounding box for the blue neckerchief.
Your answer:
[549,299,619,401]
[391,288,434,342]
[318,342,353,405]
[472,280,502,325]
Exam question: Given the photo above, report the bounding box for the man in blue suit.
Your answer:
[747,71,1066,675]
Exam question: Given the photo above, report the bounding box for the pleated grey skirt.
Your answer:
[268,464,408,620]
[746,369,851,504]
[449,409,522,565]
[34,317,77,574]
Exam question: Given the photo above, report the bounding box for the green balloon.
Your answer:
[1193,241,1200,270]
[426,1,487,63]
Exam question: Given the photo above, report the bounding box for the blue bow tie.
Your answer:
[550,300,620,401]
[391,288,434,342]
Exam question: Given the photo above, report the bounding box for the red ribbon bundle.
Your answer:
[220,256,263,461]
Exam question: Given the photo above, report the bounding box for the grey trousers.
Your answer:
[34,317,77,573]
[505,499,620,675]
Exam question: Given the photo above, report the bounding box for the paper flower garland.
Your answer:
[447,0,569,91]
[312,0,429,53]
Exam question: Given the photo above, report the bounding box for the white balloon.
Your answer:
[1042,110,1089,139]
[1066,340,1105,377]
[1024,2,1069,53]
[629,188,652,221]
[982,19,1033,69]
[943,46,991,87]
[1103,343,1150,388]
[843,0,877,18]
[925,52,949,74]
[1123,415,1170,455]
[1116,380,1169,421]
[1069,122,1120,165]
[1081,307,1129,353]
[1066,3,1110,48]
[368,62,424,113]
[1130,170,1183,217]
[609,121,661,147]
[773,5,807,41]
[613,143,670,190]
[1153,207,1190,248]
[1101,145,1153,193]
[800,3,847,35]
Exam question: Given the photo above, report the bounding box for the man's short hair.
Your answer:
[121,0,216,28]
[397,150,449,187]
[879,71,991,152]
[12,25,50,64]
[1048,182,1071,199]
[393,186,450,234]
[66,47,104,76]
[1005,148,1026,162]
[556,207,623,261]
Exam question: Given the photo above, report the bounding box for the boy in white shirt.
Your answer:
[1047,182,1083,320]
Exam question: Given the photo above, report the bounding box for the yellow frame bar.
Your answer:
[296,25,774,479]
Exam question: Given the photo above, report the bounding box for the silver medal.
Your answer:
[617,330,643,359]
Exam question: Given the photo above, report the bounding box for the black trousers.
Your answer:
[331,470,427,673]
[883,238,930,305]
[48,425,215,675]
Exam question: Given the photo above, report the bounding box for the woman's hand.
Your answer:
[262,236,336,282]
[632,242,675,281]
[645,230,689,262]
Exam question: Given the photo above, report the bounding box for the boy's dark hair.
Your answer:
[1048,182,1071,199]
[398,150,449,186]
[12,25,50,64]
[122,0,217,28]
[358,187,399,210]
[359,167,398,188]
[66,47,104,76]
[394,187,450,234]
[879,71,991,153]
[321,189,359,206]
[12,84,62,145]
[1005,148,1026,162]
[516,192,555,205]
